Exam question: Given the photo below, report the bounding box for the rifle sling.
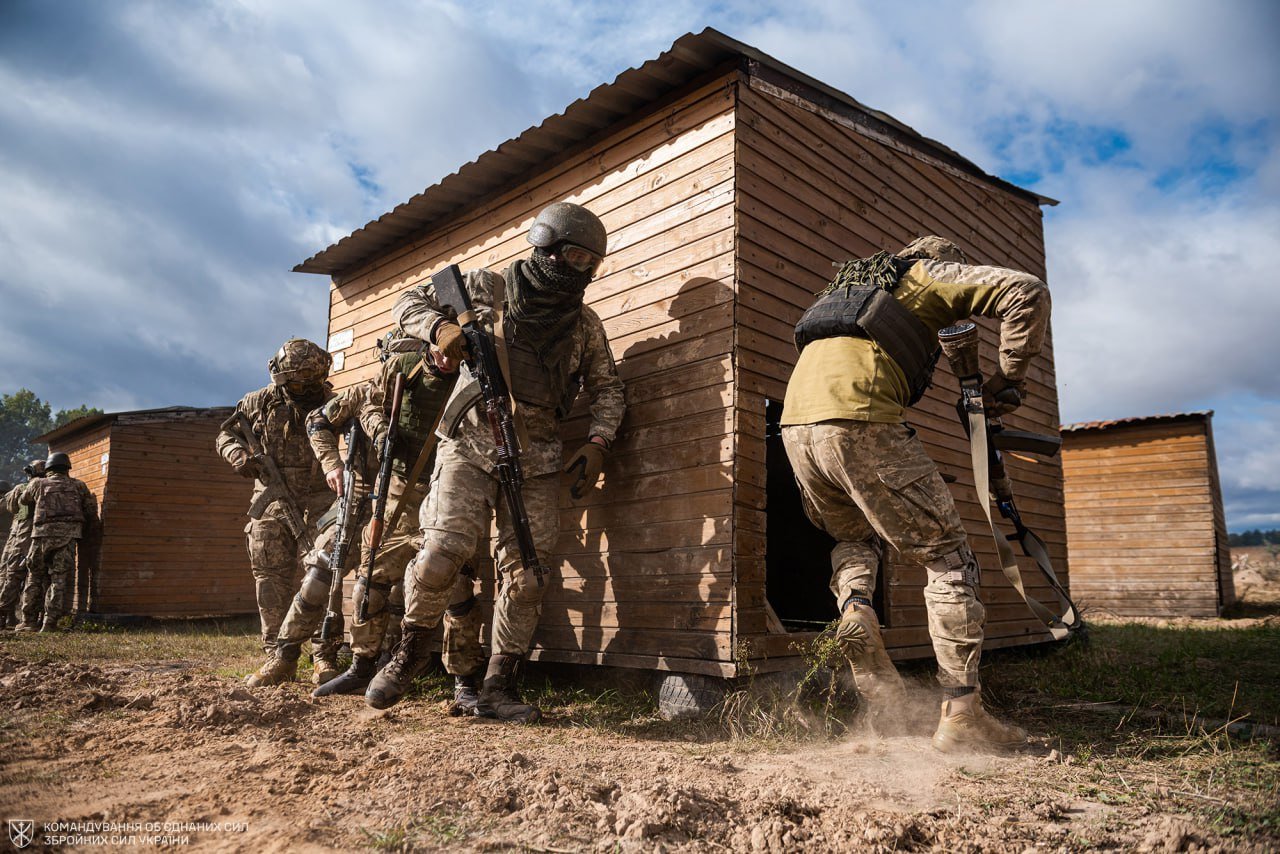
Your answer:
[491,272,532,454]
[966,402,1079,640]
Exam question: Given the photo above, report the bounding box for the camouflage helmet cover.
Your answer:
[269,338,332,386]
[526,202,607,258]
[45,451,71,472]
[24,459,46,477]
[897,235,968,264]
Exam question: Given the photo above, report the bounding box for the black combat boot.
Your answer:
[364,625,432,710]
[475,654,541,723]
[312,654,377,698]
[447,672,481,717]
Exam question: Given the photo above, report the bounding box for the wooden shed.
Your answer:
[37,407,255,618]
[1061,412,1234,618]
[295,29,1069,677]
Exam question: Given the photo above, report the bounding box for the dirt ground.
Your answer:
[0,553,1274,852]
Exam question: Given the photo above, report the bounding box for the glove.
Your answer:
[433,322,466,363]
[231,450,260,480]
[982,372,1027,416]
[563,441,607,499]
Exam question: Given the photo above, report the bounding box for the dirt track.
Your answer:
[2,649,1270,852]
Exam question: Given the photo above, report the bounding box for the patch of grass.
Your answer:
[2,616,262,669]
[985,621,1280,726]
[361,807,477,850]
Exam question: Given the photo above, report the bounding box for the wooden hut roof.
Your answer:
[1060,411,1213,434]
[293,27,1056,279]
[36,406,234,445]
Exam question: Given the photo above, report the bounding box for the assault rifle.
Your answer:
[937,321,1081,640]
[222,411,314,552]
[354,370,406,623]
[432,263,546,588]
[319,420,366,644]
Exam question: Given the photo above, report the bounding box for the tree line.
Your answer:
[1228,529,1280,547]
[0,389,102,484]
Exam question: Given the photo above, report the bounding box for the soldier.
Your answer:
[780,236,1050,754]
[0,479,11,554]
[0,461,44,629]
[217,338,336,657]
[247,332,486,711]
[17,453,98,631]
[364,201,626,721]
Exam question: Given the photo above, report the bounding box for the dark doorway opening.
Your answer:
[764,400,885,631]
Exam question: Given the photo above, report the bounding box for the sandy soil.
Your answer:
[0,650,1269,853]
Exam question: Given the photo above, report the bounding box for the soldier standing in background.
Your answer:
[0,462,44,629]
[216,338,336,656]
[365,202,626,721]
[780,236,1051,754]
[17,453,98,631]
[0,479,11,554]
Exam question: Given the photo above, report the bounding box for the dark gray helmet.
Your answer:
[45,452,71,472]
[527,202,607,258]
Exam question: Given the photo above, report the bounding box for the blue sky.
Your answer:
[1,0,1278,529]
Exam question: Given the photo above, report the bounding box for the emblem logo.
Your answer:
[8,819,35,849]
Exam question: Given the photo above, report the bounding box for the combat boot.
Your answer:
[245,642,301,688]
[931,691,1028,754]
[39,619,58,633]
[475,654,541,724]
[14,622,38,632]
[364,625,433,710]
[311,648,341,686]
[447,672,480,717]
[835,602,907,708]
[312,654,377,698]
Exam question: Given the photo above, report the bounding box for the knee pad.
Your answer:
[353,576,392,619]
[501,566,545,608]
[411,549,462,594]
[296,565,334,607]
[925,544,980,590]
[445,594,477,619]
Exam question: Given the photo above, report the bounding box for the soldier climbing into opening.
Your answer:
[216,338,336,661]
[0,461,44,630]
[364,201,626,721]
[780,236,1051,753]
[17,453,98,631]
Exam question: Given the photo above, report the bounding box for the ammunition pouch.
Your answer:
[794,285,940,405]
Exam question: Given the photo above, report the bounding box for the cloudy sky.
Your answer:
[1,0,1277,529]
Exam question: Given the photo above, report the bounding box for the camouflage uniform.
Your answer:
[217,373,335,652]
[19,470,98,628]
[781,239,1050,690]
[303,359,483,673]
[393,267,625,657]
[0,477,39,627]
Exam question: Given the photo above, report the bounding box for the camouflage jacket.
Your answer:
[21,472,99,540]
[394,267,626,478]
[1,483,31,555]
[216,383,334,509]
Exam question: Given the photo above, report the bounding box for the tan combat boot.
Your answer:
[835,602,907,711]
[245,643,301,688]
[931,691,1028,754]
[311,648,341,686]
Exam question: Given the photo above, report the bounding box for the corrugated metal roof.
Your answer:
[36,406,234,445]
[1059,411,1214,433]
[294,27,1055,279]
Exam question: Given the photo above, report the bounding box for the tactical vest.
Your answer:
[387,354,457,479]
[794,284,940,406]
[32,475,84,526]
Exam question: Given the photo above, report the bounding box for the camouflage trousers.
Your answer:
[21,534,77,627]
[782,421,984,688]
[245,492,333,652]
[275,475,484,674]
[0,535,31,622]
[405,440,559,657]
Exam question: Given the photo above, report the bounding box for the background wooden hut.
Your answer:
[1061,412,1234,618]
[295,29,1069,678]
[37,407,254,618]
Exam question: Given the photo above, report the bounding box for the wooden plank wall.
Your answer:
[1204,420,1235,607]
[53,424,112,612]
[96,415,255,616]
[1062,421,1223,617]
[733,76,1067,667]
[324,74,741,675]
